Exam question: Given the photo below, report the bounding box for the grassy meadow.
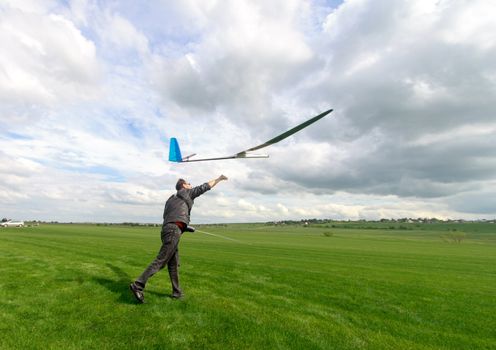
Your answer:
[0,222,495,349]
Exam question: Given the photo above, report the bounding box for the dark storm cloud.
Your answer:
[263,129,496,199]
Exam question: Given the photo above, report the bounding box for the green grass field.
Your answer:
[1,223,495,349]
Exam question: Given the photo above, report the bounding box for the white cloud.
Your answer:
[0,3,100,122]
[150,0,315,130]
[237,199,257,212]
[1,0,58,13]
[1,0,496,222]
[277,203,290,216]
[438,1,496,50]
[99,12,150,58]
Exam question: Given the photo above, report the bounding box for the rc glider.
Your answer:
[169,108,333,163]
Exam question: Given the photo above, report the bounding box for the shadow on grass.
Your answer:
[93,263,175,303]
[91,263,136,304]
[147,290,170,298]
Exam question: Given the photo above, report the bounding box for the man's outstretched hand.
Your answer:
[209,175,228,188]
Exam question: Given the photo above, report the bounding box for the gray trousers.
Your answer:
[135,223,182,297]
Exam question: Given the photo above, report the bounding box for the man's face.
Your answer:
[183,181,192,190]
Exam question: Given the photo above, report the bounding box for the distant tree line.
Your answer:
[267,218,496,226]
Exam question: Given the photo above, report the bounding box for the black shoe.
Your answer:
[171,293,183,299]
[129,283,145,303]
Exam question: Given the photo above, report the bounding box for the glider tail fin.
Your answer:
[169,137,183,162]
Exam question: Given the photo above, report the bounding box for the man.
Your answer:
[130,175,228,303]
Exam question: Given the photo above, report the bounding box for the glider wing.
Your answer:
[236,108,333,155]
[169,108,333,162]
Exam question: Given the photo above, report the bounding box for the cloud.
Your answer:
[0,3,100,118]
[150,0,317,133]
[1,0,496,222]
[231,0,496,204]
[449,186,496,214]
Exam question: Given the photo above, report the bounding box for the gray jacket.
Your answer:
[162,183,211,227]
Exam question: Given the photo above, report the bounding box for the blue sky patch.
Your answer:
[5,132,33,140]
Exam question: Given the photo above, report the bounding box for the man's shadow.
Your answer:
[92,264,169,304]
[92,263,137,304]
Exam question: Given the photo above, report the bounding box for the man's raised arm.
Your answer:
[190,175,228,199]
[208,175,228,189]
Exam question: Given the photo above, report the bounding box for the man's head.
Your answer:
[176,178,192,190]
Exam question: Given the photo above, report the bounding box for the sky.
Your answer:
[1,0,495,223]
